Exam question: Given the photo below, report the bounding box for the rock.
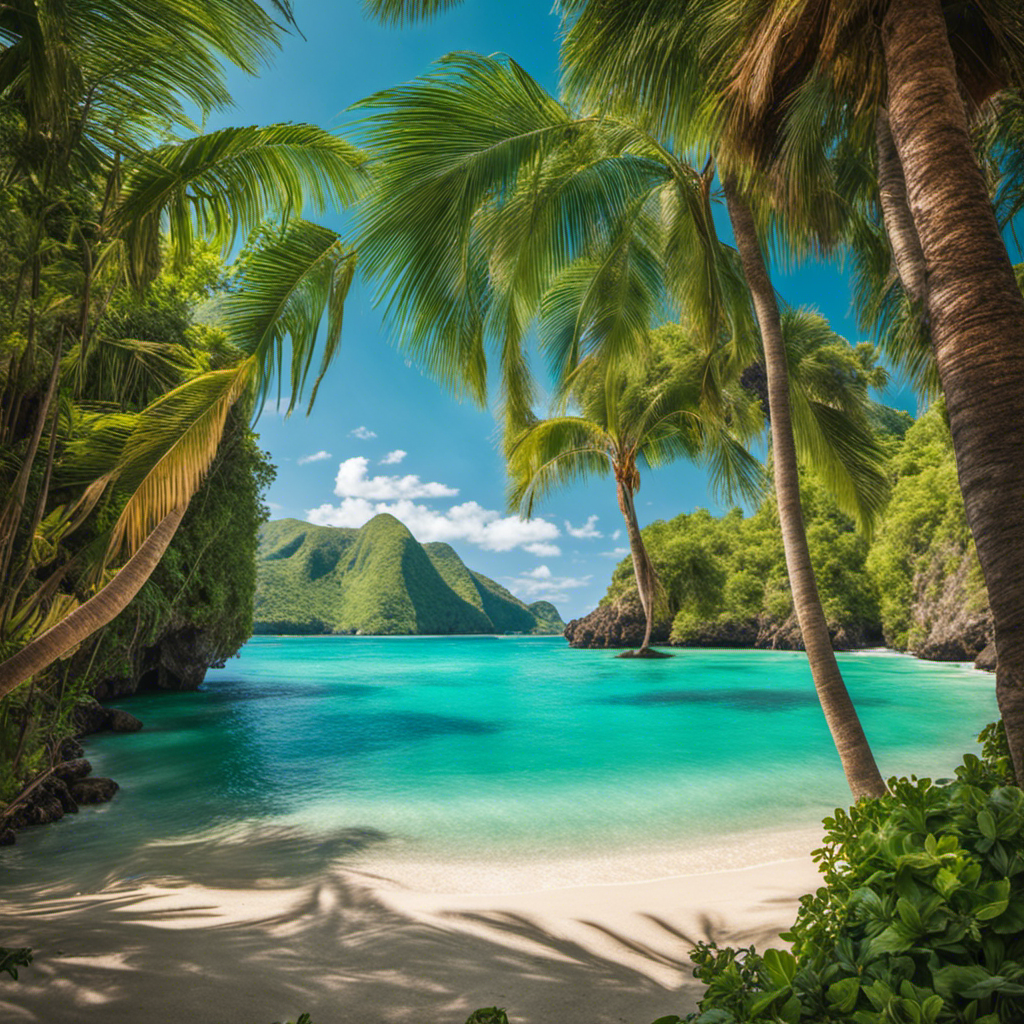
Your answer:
[70,777,119,804]
[975,640,997,672]
[616,647,674,659]
[108,709,143,733]
[49,777,79,814]
[56,737,84,761]
[73,703,112,737]
[53,758,92,783]
[0,828,15,846]
[9,778,72,827]
[564,592,670,649]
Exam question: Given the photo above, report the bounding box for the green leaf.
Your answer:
[827,976,861,1014]
[978,810,997,839]
[761,948,798,987]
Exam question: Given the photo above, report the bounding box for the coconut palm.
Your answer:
[357,51,890,798]
[509,326,764,655]
[559,0,1024,779]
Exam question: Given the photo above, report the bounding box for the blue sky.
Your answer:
[214,1,919,621]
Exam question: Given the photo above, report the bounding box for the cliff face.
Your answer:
[254,515,565,635]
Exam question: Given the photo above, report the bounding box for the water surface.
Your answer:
[1,638,996,891]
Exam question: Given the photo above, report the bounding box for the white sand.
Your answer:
[0,831,823,1024]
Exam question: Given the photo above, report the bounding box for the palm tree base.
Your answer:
[616,647,674,659]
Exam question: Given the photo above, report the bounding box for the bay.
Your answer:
[1,637,996,891]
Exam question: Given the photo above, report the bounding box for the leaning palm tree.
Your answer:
[356,52,890,798]
[509,326,763,656]
[558,0,1024,781]
[0,0,365,697]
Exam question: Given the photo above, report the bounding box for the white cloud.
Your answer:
[504,569,593,603]
[524,542,562,558]
[380,449,407,465]
[600,546,630,559]
[565,514,602,539]
[266,501,284,512]
[298,450,331,465]
[611,529,622,540]
[350,426,377,440]
[306,497,560,554]
[333,457,458,501]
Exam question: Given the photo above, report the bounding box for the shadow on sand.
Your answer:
[0,838,799,1024]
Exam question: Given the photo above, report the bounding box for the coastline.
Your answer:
[0,829,822,1024]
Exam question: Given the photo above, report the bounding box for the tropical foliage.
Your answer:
[0,2,361,801]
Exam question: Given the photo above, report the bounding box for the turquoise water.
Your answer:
[1,637,997,890]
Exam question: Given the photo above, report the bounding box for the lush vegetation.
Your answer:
[653,724,1023,1024]
[255,515,564,635]
[588,402,990,659]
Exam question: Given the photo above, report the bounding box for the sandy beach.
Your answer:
[0,831,823,1024]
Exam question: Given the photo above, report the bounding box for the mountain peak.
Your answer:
[255,518,565,637]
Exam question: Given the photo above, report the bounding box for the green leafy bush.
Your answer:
[663,726,1024,1024]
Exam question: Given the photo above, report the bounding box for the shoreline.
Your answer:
[0,830,823,1024]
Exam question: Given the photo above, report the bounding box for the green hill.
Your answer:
[254,515,565,636]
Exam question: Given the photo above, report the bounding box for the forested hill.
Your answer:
[254,515,564,636]
[567,402,994,664]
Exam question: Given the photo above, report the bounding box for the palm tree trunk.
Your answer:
[882,0,1024,782]
[724,176,886,801]
[0,506,186,701]
[875,109,928,306]
[616,479,656,651]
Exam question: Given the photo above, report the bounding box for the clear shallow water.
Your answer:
[1,637,997,891]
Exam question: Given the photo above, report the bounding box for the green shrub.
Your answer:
[660,725,1024,1024]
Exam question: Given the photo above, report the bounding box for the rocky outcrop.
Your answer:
[70,777,119,804]
[909,545,992,661]
[975,641,997,672]
[73,704,143,737]
[566,592,880,652]
[2,747,120,844]
[93,626,221,699]
[564,592,670,649]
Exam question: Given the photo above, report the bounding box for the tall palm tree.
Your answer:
[720,0,1024,779]
[356,52,890,798]
[508,327,764,655]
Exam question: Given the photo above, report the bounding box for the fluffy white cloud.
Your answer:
[524,542,562,558]
[298,450,331,465]
[333,457,458,500]
[600,546,630,559]
[306,497,560,554]
[565,514,602,539]
[380,449,407,465]
[504,568,593,602]
[611,529,622,540]
[350,426,377,440]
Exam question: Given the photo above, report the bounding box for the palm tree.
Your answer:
[357,52,890,798]
[0,2,365,697]
[716,0,1024,779]
[508,326,763,656]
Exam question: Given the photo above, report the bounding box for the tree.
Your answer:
[508,326,763,655]
[0,2,364,698]
[358,50,890,798]
[706,0,1024,780]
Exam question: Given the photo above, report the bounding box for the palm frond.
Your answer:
[217,219,356,414]
[105,359,255,560]
[506,416,612,515]
[115,124,366,284]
